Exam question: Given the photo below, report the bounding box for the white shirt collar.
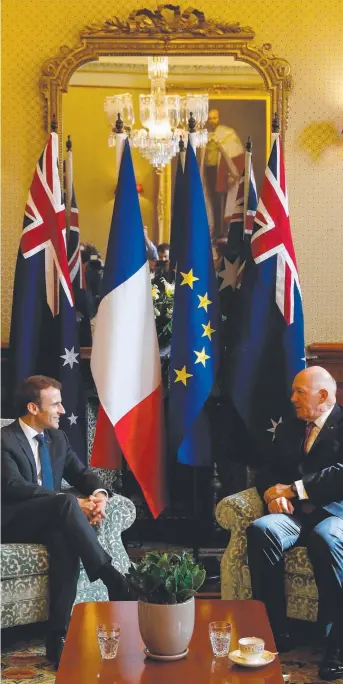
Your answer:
[18,417,42,441]
[313,405,335,429]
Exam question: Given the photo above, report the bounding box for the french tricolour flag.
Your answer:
[90,139,167,518]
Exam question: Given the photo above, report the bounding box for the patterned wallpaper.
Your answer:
[2,0,343,342]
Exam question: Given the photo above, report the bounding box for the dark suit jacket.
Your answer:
[256,403,343,520]
[1,420,106,527]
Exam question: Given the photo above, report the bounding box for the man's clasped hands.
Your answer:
[77,492,108,526]
[263,483,296,515]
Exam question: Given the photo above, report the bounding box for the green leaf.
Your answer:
[126,551,205,604]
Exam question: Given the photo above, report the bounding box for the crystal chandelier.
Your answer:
[104,57,208,170]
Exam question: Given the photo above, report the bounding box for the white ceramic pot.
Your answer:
[138,597,195,656]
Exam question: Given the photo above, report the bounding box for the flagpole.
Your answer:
[179,136,186,171]
[64,136,73,234]
[115,113,127,178]
[271,111,280,145]
[243,137,252,239]
[188,112,197,152]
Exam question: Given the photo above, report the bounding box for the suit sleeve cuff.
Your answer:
[294,479,309,500]
[92,488,108,498]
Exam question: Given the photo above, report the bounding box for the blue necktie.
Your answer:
[34,433,54,489]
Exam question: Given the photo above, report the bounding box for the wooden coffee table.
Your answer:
[55,599,284,683]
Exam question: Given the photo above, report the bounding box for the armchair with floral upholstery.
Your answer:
[1,418,136,629]
[216,486,319,622]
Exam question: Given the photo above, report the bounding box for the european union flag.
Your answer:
[169,143,219,466]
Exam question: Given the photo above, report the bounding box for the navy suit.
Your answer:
[247,404,343,637]
[1,420,111,634]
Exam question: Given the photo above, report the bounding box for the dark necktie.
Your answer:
[34,433,54,489]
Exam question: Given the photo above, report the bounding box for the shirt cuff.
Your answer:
[294,480,309,500]
[92,488,108,498]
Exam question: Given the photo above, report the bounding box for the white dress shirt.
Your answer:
[18,418,107,498]
[294,405,335,499]
[19,418,43,484]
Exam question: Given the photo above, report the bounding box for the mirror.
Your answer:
[39,5,291,254]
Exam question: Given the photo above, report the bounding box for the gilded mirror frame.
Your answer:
[39,5,292,145]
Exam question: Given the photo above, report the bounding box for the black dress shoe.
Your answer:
[319,653,343,681]
[98,563,135,601]
[46,634,66,669]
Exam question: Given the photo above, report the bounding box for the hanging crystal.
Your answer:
[104,58,209,170]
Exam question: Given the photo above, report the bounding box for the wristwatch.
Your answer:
[290,482,298,495]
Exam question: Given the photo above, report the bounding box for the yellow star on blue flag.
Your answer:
[169,143,219,466]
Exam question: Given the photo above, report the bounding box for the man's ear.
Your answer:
[318,388,328,404]
[27,401,39,416]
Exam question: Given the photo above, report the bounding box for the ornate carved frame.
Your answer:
[39,5,292,142]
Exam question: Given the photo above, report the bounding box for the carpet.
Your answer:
[2,634,342,683]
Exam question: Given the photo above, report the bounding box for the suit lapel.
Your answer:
[12,420,38,482]
[309,404,341,451]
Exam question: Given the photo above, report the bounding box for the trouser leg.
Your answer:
[306,515,343,647]
[2,494,111,580]
[45,530,81,636]
[247,513,302,632]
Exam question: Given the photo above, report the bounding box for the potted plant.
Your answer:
[126,550,206,657]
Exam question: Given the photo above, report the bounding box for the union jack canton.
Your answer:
[251,135,301,325]
[20,133,73,317]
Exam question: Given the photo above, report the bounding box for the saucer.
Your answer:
[229,650,275,668]
[144,647,189,661]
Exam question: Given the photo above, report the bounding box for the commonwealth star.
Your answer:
[60,346,79,369]
[218,256,240,292]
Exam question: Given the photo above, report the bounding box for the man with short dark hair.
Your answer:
[154,243,175,287]
[246,366,343,680]
[1,375,132,668]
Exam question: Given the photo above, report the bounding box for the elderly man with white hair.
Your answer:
[247,366,343,681]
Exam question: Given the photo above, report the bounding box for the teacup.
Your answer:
[238,636,265,662]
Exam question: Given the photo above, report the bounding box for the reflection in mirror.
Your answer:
[63,56,270,258]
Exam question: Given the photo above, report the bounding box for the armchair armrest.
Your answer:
[215,487,264,600]
[96,494,136,575]
[216,487,264,534]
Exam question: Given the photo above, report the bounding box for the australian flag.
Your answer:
[64,139,92,346]
[218,141,258,355]
[169,142,219,466]
[228,134,306,463]
[9,132,87,463]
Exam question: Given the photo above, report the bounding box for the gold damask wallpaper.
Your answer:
[2,0,343,342]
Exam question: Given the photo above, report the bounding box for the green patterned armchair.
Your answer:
[216,487,319,622]
[1,418,136,629]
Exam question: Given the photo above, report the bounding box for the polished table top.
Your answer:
[56,599,283,684]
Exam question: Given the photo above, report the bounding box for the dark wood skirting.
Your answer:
[307,342,343,404]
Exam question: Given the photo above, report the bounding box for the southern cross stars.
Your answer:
[180,269,199,289]
[194,347,210,367]
[267,416,283,440]
[197,292,212,312]
[60,346,79,369]
[174,366,193,386]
